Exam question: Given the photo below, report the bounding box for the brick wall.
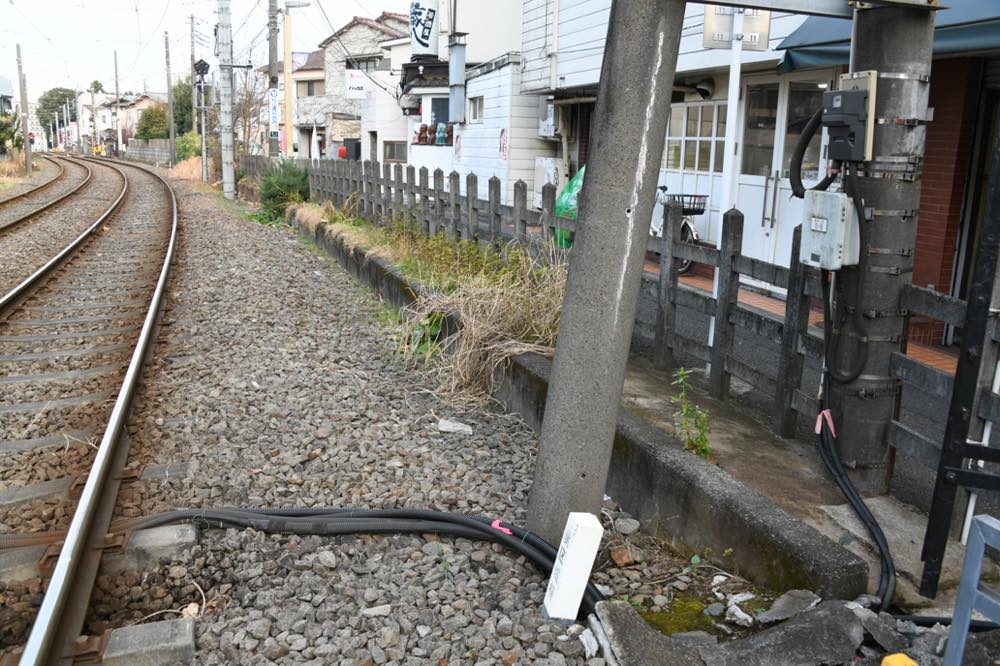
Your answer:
[909,58,982,344]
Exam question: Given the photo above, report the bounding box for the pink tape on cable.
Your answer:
[814,409,837,437]
[491,519,513,535]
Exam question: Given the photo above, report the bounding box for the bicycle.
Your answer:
[651,187,707,274]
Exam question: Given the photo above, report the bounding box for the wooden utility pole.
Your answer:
[282,10,294,157]
[165,32,176,164]
[15,44,31,172]
[267,0,279,156]
[190,15,198,135]
[218,0,235,199]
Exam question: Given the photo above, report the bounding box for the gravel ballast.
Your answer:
[84,179,611,664]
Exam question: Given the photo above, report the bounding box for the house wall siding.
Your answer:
[520,0,551,93]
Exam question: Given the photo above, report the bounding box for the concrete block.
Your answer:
[0,477,72,506]
[101,525,199,575]
[103,618,195,665]
[0,545,46,583]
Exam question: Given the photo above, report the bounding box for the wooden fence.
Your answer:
[239,155,984,484]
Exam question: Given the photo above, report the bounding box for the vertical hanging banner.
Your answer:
[267,88,280,139]
[409,0,440,58]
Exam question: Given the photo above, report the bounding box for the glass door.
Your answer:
[736,83,780,266]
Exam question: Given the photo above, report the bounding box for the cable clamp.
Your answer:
[857,384,901,400]
[866,245,913,257]
[866,207,918,220]
[863,308,910,319]
[876,116,933,127]
[878,71,930,83]
[856,169,922,182]
[866,265,913,276]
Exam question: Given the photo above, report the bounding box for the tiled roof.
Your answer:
[318,11,407,47]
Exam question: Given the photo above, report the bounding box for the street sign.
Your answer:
[267,88,280,131]
[703,6,771,52]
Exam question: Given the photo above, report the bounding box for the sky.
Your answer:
[1,0,411,101]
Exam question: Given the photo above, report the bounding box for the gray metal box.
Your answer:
[800,190,860,271]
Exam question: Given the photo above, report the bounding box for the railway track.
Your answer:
[0,156,92,234]
[0,156,177,663]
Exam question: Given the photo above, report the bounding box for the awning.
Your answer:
[777,1,1000,74]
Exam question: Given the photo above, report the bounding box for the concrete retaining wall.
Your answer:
[125,138,171,165]
[300,217,869,599]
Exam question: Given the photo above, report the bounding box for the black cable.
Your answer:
[108,507,605,617]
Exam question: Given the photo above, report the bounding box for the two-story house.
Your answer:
[0,75,13,115]
[316,12,408,156]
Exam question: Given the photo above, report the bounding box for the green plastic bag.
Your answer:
[553,165,585,248]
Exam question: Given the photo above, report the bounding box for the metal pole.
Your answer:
[191,14,198,135]
[200,79,209,182]
[282,11,294,157]
[165,32,177,165]
[114,50,122,154]
[526,0,687,543]
[268,0,280,157]
[15,44,31,172]
[827,5,935,492]
[218,0,236,199]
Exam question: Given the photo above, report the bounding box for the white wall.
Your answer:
[360,70,409,162]
[520,3,809,92]
[431,0,522,63]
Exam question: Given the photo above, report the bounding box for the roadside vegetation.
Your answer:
[287,199,567,402]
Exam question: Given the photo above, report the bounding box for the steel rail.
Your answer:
[0,160,127,316]
[0,155,94,234]
[0,155,64,206]
[19,158,178,665]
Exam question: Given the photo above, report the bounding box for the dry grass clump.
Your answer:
[0,151,29,180]
[403,245,566,400]
[286,202,326,235]
[168,155,208,181]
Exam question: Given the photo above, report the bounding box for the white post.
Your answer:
[218,0,236,199]
[708,9,743,351]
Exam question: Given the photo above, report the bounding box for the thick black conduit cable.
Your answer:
[789,107,840,200]
[110,507,605,616]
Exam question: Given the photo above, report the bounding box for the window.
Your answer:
[384,141,407,163]
[741,84,779,177]
[468,96,484,123]
[347,57,381,73]
[661,103,727,174]
[430,97,449,125]
[296,80,325,97]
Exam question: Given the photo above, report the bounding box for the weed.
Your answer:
[246,208,285,226]
[672,368,712,459]
[260,160,309,220]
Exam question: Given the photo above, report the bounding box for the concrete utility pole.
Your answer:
[15,44,31,172]
[218,0,236,199]
[190,15,198,135]
[282,10,294,157]
[268,0,279,157]
[526,0,687,544]
[827,5,936,493]
[90,87,97,151]
[114,50,122,154]
[165,32,177,165]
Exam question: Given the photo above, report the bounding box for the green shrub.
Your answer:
[176,131,201,161]
[260,161,309,220]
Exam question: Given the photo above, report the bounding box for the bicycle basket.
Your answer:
[664,194,708,216]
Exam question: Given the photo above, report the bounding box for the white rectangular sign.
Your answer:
[543,512,603,622]
[267,88,280,129]
[703,6,771,52]
[344,70,366,99]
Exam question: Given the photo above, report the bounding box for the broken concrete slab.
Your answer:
[102,618,195,665]
[0,545,46,583]
[713,601,864,666]
[0,476,73,507]
[595,600,716,665]
[101,525,199,575]
[757,589,821,624]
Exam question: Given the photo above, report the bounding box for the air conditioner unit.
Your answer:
[538,97,558,138]
[533,156,564,208]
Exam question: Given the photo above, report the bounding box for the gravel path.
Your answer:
[74,178,604,665]
[0,156,60,203]
[0,157,124,296]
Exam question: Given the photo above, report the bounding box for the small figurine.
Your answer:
[414,123,428,144]
[445,123,454,146]
[435,123,447,146]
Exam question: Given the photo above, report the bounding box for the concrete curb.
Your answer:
[301,220,868,598]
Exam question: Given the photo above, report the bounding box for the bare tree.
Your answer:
[233,68,266,156]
